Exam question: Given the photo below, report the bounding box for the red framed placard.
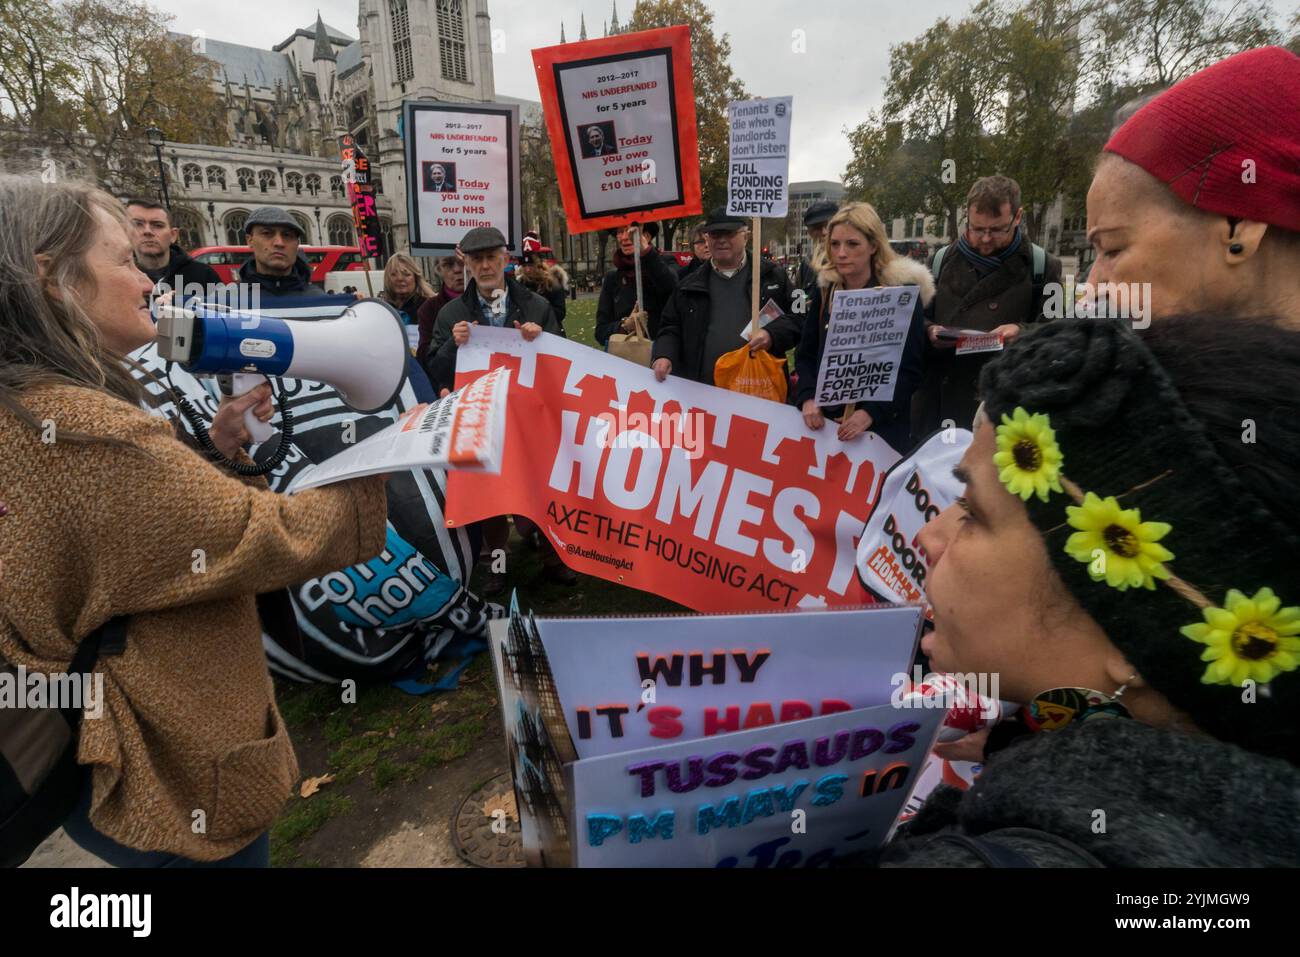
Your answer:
[532,25,702,234]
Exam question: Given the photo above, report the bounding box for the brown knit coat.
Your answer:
[0,384,388,860]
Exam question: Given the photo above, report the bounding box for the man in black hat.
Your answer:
[423,226,560,395]
[651,208,800,389]
[427,226,571,589]
[795,199,837,300]
[236,206,324,297]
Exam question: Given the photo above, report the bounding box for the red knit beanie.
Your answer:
[1104,46,1300,233]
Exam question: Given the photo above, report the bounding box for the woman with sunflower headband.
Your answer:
[876,314,1300,867]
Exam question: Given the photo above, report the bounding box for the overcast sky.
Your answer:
[158,0,1292,183]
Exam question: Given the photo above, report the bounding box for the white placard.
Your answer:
[856,429,972,603]
[405,101,522,254]
[812,285,919,406]
[285,366,511,493]
[726,97,793,218]
[568,701,945,867]
[554,52,684,217]
[538,605,923,759]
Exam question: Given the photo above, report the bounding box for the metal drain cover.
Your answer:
[452,771,525,868]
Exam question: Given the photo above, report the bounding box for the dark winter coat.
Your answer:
[423,276,562,394]
[594,246,679,348]
[414,286,464,366]
[143,244,222,304]
[652,256,800,386]
[794,256,935,454]
[911,240,1063,436]
[881,718,1300,867]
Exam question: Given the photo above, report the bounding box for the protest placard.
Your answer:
[812,285,919,406]
[567,699,945,867]
[446,326,903,612]
[532,26,701,233]
[726,97,793,218]
[856,429,972,604]
[537,605,923,759]
[285,366,510,493]
[403,101,522,254]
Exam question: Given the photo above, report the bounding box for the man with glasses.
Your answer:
[912,175,1062,437]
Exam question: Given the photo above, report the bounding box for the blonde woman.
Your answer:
[793,201,934,453]
[380,252,434,324]
[0,177,388,866]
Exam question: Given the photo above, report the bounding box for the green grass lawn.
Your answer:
[564,295,599,346]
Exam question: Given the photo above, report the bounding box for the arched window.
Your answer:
[223,210,249,245]
[326,213,354,246]
[436,0,468,82]
[206,166,227,190]
[379,218,393,260]
[236,168,255,192]
[172,207,205,251]
[329,175,345,198]
[257,170,277,194]
[305,173,321,196]
[182,164,203,189]
[290,211,314,242]
[389,0,414,83]
[286,172,304,195]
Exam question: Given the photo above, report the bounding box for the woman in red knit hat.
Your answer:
[1086,46,1300,328]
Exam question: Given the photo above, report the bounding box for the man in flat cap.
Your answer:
[236,206,324,298]
[795,199,837,300]
[426,225,571,589]
[652,207,799,389]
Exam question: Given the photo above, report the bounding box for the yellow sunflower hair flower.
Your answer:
[1064,491,1174,591]
[993,407,1065,502]
[1182,587,1300,688]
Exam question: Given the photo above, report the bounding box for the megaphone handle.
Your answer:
[221,372,276,445]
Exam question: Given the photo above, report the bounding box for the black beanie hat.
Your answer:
[978,318,1300,762]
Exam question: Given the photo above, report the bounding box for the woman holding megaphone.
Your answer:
[0,178,389,867]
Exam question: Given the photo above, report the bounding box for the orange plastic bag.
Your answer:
[713,345,788,403]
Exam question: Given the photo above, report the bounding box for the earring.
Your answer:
[1113,672,1138,698]
[1229,242,1244,254]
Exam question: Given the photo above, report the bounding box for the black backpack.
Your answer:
[0,617,127,867]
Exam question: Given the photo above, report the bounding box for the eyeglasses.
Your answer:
[965,220,1016,239]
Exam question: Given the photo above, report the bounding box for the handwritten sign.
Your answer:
[813,286,918,406]
[727,97,793,218]
[538,605,922,759]
[567,700,945,867]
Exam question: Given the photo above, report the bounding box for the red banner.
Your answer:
[445,329,899,612]
[532,25,702,234]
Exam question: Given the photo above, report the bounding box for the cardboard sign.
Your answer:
[813,286,918,406]
[404,101,522,254]
[538,605,923,759]
[339,133,382,260]
[567,700,945,867]
[532,26,701,233]
[286,366,510,493]
[856,429,972,604]
[726,97,793,218]
[446,327,902,612]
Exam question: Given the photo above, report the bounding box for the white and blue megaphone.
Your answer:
[155,299,410,445]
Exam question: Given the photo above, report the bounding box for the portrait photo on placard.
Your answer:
[578,121,619,158]
[422,161,458,193]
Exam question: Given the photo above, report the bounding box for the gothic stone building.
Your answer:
[164,3,497,257]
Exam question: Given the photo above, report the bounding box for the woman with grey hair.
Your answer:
[0,176,389,866]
